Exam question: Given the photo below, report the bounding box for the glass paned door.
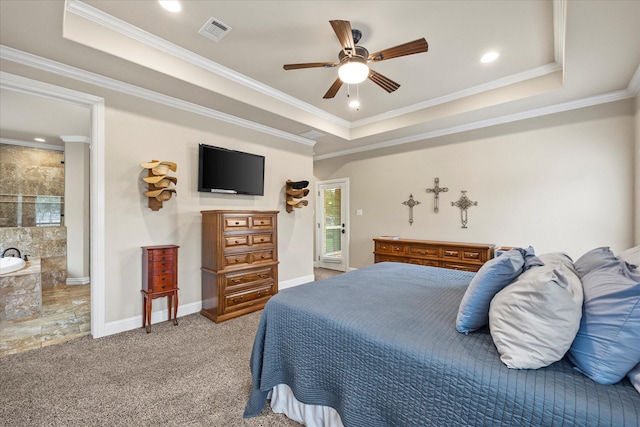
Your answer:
[317,179,349,271]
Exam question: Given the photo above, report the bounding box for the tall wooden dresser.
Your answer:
[373,238,494,272]
[201,210,279,323]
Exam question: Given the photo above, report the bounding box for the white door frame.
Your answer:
[315,178,349,272]
[0,72,107,338]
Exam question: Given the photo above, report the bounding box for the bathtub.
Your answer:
[0,257,27,275]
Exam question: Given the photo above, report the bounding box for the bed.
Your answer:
[244,261,640,426]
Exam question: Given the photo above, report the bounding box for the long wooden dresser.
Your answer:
[373,238,494,272]
[201,210,279,323]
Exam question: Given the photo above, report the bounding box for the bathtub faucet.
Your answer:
[2,247,21,259]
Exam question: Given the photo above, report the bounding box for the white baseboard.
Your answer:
[67,277,90,285]
[279,274,315,290]
[102,300,202,337]
[100,274,315,337]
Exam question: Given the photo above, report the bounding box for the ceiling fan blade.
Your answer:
[368,69,400,93]
[330,20,356,57]
[323,77,344,99]
[368,38,429,62]
[283,62,337,70]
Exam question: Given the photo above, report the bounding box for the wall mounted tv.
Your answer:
[198,144,265,195]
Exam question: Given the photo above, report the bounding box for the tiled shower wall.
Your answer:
[0,144,64,227]
[0,144,67,287]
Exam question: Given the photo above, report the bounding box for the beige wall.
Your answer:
[102,99,315,322]
[315,99,636,268]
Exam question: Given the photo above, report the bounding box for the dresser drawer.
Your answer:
[441,247,462,260]
[251,249,275,264]
[225,285,273,310]
[375,241,406,255]
[375,255,407,263]
[462,249,484,262]
[224,252,250,268]
[440,262,481,272]
[224,216,250,231]
[149,274,176,292]
[408,258,439,267]
[251,233,274,245]
[224,267,275,290]
[251,216,275,229]
[407,244,439,258]
[150,249,175,262]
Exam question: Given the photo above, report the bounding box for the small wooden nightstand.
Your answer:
[141,245,179,333]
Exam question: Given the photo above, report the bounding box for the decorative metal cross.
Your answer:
[451,191,477,229]
[402,194,421,226]
[425,177,448,213]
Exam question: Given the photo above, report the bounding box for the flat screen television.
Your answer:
[198,144,265,195]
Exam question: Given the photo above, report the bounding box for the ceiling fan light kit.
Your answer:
[338,60,369,84]
[283,20,428,101]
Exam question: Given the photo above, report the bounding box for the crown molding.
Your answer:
[314,88,635,161]
[60,135,91,144]
[0,46,316,147]
[0,137,65,151]
[351,62,562,128]
[65,0,349,129]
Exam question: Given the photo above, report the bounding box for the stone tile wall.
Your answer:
[0,227,67,288]
[0,258,42,321]
[0,144,64,227]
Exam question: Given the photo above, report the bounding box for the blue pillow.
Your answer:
[456,249,525,333]
[568,260,640,384]
[573,246,617,278]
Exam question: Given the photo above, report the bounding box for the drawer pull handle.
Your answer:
[418,250,427,255]
[258,274,269,279]
[232,296,244,303]
[231,278,242,284]
[162,277,166,281]
[235,258,241,262]
[394,248,401,251]
[445,251,457,256]
[257,290,267,297]
[162,262,166,266]
[235,221,240,225]
[259,238,264,242]
[161,285,166,289]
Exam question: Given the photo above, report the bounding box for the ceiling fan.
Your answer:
[283,20,428,99]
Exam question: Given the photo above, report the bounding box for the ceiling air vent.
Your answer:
[198,17,232,43]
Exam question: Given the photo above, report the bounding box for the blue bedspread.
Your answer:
[244,262,640,426]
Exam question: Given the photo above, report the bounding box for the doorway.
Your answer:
[316,178,349,272]
[1,72,106,339]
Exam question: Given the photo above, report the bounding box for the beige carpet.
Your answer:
[0,310,300,426]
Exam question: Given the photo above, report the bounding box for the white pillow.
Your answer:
[489,262,583,369]
[617,245,640,268]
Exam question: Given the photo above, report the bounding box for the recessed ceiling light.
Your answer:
[34,137,46,142]
[480,51,500,63]
[159,1,181,13]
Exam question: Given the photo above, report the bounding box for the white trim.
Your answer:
[351,62,562,128]
[0,71,107,339]
[65,0,350,129]
[103,301,202,337]
[60,135,90,144]
[628,65,640,96]
[0,137,64,151]
[0,46,316,148]
[279,274,316,290]
[315,178,350,272]
[66,276,91,285]
[314,88,637,161]
[553,0,567,67]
